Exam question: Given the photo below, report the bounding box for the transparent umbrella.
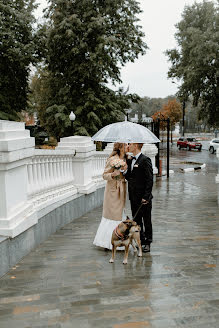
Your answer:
[92,121,160,143]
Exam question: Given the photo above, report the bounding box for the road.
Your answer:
[160,143,219,173]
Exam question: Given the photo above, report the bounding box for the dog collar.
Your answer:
[114,226,126,240]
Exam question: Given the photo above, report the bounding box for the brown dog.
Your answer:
[109,218,142,264]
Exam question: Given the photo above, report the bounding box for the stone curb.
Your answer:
[181,163,206,173]
[159,170,175,176]
[158,164,206,176]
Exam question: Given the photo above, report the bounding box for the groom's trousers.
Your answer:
[130,198,152,246]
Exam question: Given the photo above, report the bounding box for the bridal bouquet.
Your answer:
[110,159,126,170]
[110,159,126,180]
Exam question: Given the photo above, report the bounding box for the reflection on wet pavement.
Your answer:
[0,149,218,327]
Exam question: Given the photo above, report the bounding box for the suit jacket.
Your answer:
[125,153,153,203]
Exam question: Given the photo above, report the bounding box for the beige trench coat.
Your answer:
[102,155,126,221]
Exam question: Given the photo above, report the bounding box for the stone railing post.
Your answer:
[142,143,158,174]
[56,136,96,194]
[0,120,37,237]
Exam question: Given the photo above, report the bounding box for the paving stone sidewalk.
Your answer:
[0,162,218,328]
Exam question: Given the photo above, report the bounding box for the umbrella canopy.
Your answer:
[92,121,160,143]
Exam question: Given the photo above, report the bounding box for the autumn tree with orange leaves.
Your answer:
[152,99,182,129]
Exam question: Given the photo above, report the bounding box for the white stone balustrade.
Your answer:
[92,152,108,188]
[92,152,107,178]
[56,136,97,194]
[27,150,77,211]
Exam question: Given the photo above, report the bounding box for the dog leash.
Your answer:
[133,194,152,220]
[133,203,144,220]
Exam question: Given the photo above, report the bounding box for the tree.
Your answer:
[151,99,182,131]
[37,0,147,137]
[131,95,175,119]
[162,99,182,127]
[165,1,219,127]
[0,0,37,120]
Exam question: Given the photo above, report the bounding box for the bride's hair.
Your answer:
[109,143,124,158]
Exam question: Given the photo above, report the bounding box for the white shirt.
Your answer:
[131,152,142,171]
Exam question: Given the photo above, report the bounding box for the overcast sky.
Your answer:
[35,0,204,98]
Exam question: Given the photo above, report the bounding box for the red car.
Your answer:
[177,137,202,151]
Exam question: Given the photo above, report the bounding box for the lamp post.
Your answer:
[182,100,185,136]
[124,108,132,121]
[69,111,76,136]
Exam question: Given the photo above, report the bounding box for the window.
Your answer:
[187,138,196,142]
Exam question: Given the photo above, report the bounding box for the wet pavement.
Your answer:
[0,149,218,328]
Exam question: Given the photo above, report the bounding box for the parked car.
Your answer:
[177,137,202,151]
[209,138,219,154]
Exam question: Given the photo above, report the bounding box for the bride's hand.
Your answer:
[111,170,120,177]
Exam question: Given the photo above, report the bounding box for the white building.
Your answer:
[130,113,153,123]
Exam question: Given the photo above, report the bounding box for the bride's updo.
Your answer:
[109,143,124,158]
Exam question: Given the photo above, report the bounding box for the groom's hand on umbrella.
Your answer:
[141,198,149,205]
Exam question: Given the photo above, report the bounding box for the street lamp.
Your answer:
[69,111,76,136]
[124,108,132,121]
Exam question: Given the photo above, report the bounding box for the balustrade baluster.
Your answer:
[57,156,62,186]
[70,155,74,183]
[94,158,96,177]
[99,156,101,171]
[96,156,99,176]
[98,156,100,176]
[52,156,58,188]
[55,156,60,186]
[60,156,64,184]
[63,156,68,184]
[36,156,43,193]
[92,157,95,176]
[95,158,97,175]
[55,156,61,187]
[40,157,46,190]
[31,157,38,195]
[48,156,54,190]
[44,156,50,191]
[66,156,71,184]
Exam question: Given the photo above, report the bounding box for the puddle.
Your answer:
[180,161,203,165]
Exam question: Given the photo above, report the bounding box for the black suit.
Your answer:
[125,153,153,245]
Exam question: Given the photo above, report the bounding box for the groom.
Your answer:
[125,143,153,252]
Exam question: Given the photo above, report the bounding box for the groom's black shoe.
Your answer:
[142,245,150,253]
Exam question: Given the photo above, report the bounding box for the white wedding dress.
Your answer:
[93,211,126,250]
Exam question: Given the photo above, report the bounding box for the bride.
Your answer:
[93,143,128,249]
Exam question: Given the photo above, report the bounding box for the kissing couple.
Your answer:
[93,142,153,253]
